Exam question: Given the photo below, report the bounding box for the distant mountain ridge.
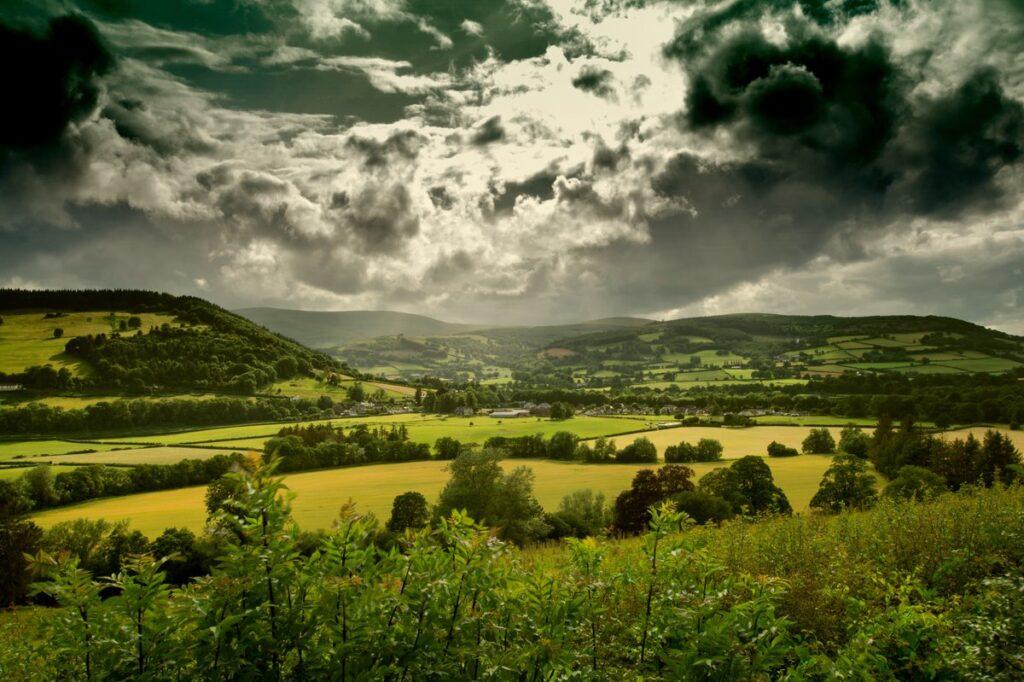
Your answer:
[234,308,480,348]
[233,307,654,350]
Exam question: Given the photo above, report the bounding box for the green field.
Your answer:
[26,446,249,466]
[264,376,414,402]
[0,311,179,374]
[91,414,655,448]
[0,440,140,461]
[0,393,224,409]
[94,413,428,445]
[31,456,841,537]
[604,425,847,457]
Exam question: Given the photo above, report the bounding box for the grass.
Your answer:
[603,425,847,458]
[0,440,139,461]
[26,446,250,466]
[263,376,414,401]
[937,357,1022,372]
[753,415,880,426]
[0,311,178,375]
[0,393,224,409]
[93,413,429,445]
[93,414,656,448]
[30,456,841,538]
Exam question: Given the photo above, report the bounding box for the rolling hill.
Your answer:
[0,290,342,393]
[234,308,479,349]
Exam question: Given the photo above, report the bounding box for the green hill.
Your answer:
[0,290,341,393]
[234,308,479,348]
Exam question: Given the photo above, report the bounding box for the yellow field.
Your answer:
[31,455,841,538]
[0,311,179,374]
[938,427,1024,450]
[605,426,846,457]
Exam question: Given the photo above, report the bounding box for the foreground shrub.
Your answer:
[2,463,1023,679]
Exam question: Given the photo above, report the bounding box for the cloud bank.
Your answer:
[0,0,1022,332]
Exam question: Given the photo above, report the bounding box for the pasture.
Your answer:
[0,439,139,461]
[604,425,847,457]
[264,376,415,401]
[0,311,179,374]
[94,414,656,448]
[29,446,250,466]
[31,455,840,538]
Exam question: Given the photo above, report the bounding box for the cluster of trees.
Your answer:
[3,453,249,512]
[612,456,794,533]
[869,419,1021,490]
[481,433,663,464]
[264,423,431,472]
[664,437,723,462]
[0,397,316,435]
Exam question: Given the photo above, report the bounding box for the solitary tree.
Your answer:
[839,426,870,458]
[387,491,430,533]
[52,327,64,339]
[802,428,836,454]
[810,454,878,513]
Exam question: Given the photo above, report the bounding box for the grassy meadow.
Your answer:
[0,439,139,461]
[29,455,841,537]
[0,311,179,375]
[604,425,846,457]
[28,446,249,466]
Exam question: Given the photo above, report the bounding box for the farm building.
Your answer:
[489,409,531,418]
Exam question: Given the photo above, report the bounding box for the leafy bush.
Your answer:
[616,437,658,463]
[4,463,1024,678]
[766,440,799,457]
[664,438,723,462]
[802,428,836,454]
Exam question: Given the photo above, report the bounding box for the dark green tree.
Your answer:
[387,491,430,533]
[810,454,878,513]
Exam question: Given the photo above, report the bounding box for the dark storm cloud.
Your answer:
[666,6,1024,224]
[427,186,454,210]
[893,69,1024,216]
[342,184,420,254]
[0,15,113,152]
[344,129,423,168]
[572,66,615,98]
[471,116,505,145]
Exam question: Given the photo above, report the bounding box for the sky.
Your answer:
[1,0,1023,332]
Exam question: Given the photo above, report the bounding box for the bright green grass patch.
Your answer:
[31,456,841,538]
[604,425,846,459]
[0,440,138,461]
[0,393,224,409]
[841,361,915,370]
[93,413,429,445]
[37,446,249,466]
[858,337,911,348]
[834,341,874,350]
[178,415,658,451]
[899,364,965,374]
[673,369,731,382]
[753,415,880,426]
[939,357,1022,372]
[635,379,807,390]
[264,376,412,401]
[0,311,179,374]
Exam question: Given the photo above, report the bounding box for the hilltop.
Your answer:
[234,308,480,348]
[0,290,341,394]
